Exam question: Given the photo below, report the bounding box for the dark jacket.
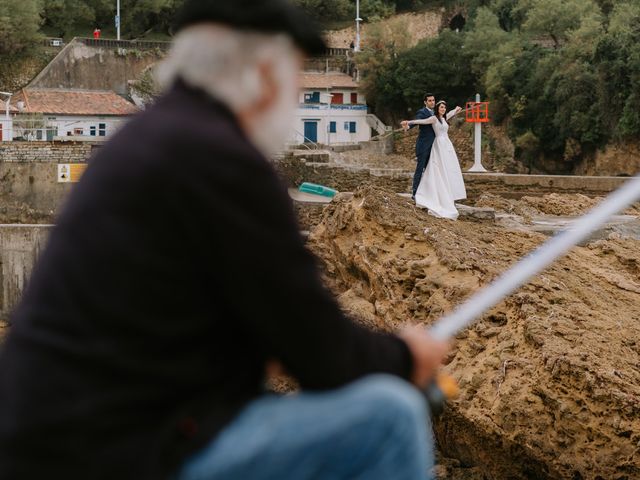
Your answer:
[0,81,412,480]
[413,107,436,159]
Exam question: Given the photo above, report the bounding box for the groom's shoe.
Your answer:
[411,194,416,201]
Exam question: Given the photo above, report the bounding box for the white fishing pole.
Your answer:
[429,175,640,341]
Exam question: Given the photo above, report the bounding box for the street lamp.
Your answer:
[355,0,362,52]
[115,0,121,40]
[322,92,334,146]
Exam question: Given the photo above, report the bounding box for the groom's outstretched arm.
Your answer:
[408,108,430,130]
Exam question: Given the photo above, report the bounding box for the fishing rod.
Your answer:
[425,175,640,413]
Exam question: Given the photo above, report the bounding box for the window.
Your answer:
[90,126,96,136]
[73,128,83,136]
[344,122,357,133]
[329,121,336,133]
[98,123,106,137]
[331,93,343,105]
[351,93,358,104]
[304,92,320,104]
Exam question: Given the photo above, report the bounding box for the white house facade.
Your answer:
[6,89,138,141]
[291,72,383,145]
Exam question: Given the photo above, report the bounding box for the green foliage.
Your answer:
[359,26,476,123]
[39,0,183,38]
[360,0,640,168]
[465,0,640,165]
[43,0,95,37]
[0,0,42,54]
[520,0,595,48]
[293,0,351,21]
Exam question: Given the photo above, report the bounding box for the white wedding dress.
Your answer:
[414,110,466,219]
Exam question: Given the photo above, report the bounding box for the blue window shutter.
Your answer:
[349,121,357,133]
[329,121,336,133]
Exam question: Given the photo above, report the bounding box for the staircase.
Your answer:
[366,114,392,136]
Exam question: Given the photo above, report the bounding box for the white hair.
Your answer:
[157,24,298,113]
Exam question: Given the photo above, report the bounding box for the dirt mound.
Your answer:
[308,186,640,479]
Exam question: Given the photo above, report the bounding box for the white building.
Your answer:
[292,72,387,146]
[1,94,12,141]
[6,88,138,141]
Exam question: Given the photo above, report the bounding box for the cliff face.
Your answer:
[308,186,640,479]
[575,142,640,177]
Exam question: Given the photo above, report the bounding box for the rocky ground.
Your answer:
[307,186,640,479]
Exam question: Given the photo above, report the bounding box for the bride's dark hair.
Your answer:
[435,100,447,123]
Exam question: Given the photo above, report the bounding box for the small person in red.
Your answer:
[93,28,101,39]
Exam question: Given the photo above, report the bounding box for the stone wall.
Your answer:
[0,141,93,163]
[0,142,96,222]
[0,225,52,321]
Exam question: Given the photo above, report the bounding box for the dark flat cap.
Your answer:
[175,0,326,56]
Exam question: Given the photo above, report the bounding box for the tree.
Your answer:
[0,0,42,54]
[520,0,596,49]
[292,0,351,22]
[43,0,95,37]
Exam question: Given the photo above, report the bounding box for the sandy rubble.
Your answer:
[307,186,640,479]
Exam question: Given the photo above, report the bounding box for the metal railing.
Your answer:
[77,37,171,51]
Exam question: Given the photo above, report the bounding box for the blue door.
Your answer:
[304,121,317,143]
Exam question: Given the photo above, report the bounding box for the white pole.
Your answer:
[468,93,488,172]
[355,0,361,52]
[0,93,12,141]
[327,101,331,147]
[116,0,121,40]
[429,175,640,341]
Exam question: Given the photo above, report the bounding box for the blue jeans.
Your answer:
[175,375,434,480]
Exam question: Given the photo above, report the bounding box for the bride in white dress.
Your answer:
[404,100,467,219]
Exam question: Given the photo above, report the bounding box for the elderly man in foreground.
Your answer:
[0,1,448,479]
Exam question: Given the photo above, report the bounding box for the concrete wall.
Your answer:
[0,225,52,321]
[29,38,165,95]
[276,156,412,193]
[276,157,632,198]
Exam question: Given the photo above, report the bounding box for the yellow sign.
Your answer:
[57,163,87,183]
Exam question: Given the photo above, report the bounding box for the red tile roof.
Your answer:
[299,73,358,89]
[10,89,139,116]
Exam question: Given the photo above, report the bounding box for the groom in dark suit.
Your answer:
[404,93,436,199]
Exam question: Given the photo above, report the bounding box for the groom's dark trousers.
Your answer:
[411,107,436,196]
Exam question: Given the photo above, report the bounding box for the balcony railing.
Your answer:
[299,104,368,111]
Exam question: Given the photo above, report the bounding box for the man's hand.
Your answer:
[401,120,409,131]
[399,325,449,388]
